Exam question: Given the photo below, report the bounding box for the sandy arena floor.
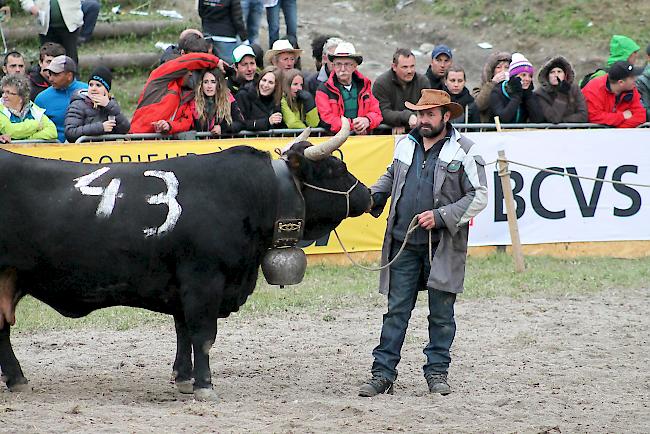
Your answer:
[2,288,649,433]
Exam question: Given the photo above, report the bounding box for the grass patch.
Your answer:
[371,0,647,45]
[13,254,650,332]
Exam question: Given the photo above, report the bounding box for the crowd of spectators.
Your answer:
[0,0,648,143]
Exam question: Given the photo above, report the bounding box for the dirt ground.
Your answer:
[2,288,648,433]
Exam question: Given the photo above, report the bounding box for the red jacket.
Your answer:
[315,70,383,133]
[130,53,222,133]
[581,74,646,128]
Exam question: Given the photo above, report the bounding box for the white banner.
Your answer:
[465,129,650,246]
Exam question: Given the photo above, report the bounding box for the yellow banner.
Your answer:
[3,136,393,255]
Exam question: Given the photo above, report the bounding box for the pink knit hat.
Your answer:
[508,52,534,76]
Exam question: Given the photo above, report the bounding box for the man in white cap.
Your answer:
[264,39,302,70]
[314,41,383,134]
[34,55,87,142]
[229,44,258,93]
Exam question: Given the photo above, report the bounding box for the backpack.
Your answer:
[579,68,606,89]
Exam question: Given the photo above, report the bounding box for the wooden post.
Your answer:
[497,150,525,272]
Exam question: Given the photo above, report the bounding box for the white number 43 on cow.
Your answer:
[73,167,182,237]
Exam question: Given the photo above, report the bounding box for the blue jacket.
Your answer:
[34,80,87,142]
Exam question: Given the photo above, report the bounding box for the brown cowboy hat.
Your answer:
[405,89,464,119]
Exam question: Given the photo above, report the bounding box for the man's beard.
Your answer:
[418,120,445,138]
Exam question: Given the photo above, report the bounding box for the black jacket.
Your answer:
[235,83,281,131]
[425,66,444,90]
[198,0,247,40]
[443,86,480,124]
[29,65,49,102]
[488,79,544,123]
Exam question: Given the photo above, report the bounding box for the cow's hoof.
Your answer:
[176,380,194,394]
[8,381,30,393]
[194,388,218,402]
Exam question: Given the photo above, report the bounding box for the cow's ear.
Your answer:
[286,151,309,179]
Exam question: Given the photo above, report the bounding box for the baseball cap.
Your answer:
[232,44,256,64]
[608,61,643,81]
[431,44,452,59]
[45,55,77,74]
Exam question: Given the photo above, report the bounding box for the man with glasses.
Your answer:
[315,41,382,134]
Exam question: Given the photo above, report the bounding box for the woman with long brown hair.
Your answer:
[191,68,244,135]
[280,68,319,129]
[235,66,284,131]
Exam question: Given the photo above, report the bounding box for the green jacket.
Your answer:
[280,96,320,129]
[580,35,641,87]
[0,102,58,141]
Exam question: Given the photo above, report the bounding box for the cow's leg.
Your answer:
[0,325,29,392]
[0,268,28,392]
[0,267,18,330]
[181,273,224,402]
[172,314,194,394]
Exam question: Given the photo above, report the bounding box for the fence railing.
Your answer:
[2,122,647,145]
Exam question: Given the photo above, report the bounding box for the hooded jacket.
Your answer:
[582,74,646,128]
[472,51,512,122]
[64,90,130,142]
[235,82,282,131]
[580,35,640,86]
[0,101,57,141]
[315,69,383,133]
[130,53,221,134]
[372,68,430,127]
[534,56,588,124]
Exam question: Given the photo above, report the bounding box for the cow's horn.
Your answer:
[280,127,312,154]
[304,117,350,161]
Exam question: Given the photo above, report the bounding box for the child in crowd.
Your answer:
[488,52,543,124]
[191,68,244,136]
[443,66,479,123]
[280,69,319,129]
[64,66,130,143]
[235,66,284,131]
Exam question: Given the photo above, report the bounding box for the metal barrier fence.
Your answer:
[3,122,647,145]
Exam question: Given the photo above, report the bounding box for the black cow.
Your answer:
[0,122,370,401]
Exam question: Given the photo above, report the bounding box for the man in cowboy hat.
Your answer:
[264,39,302,70]
[360,89,488,397]
[315,41,383,134]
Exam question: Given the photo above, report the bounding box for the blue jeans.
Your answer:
[266,0,297,48]
[240,0,264,45]
[371,242,457,382]
[80,0,101,40]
